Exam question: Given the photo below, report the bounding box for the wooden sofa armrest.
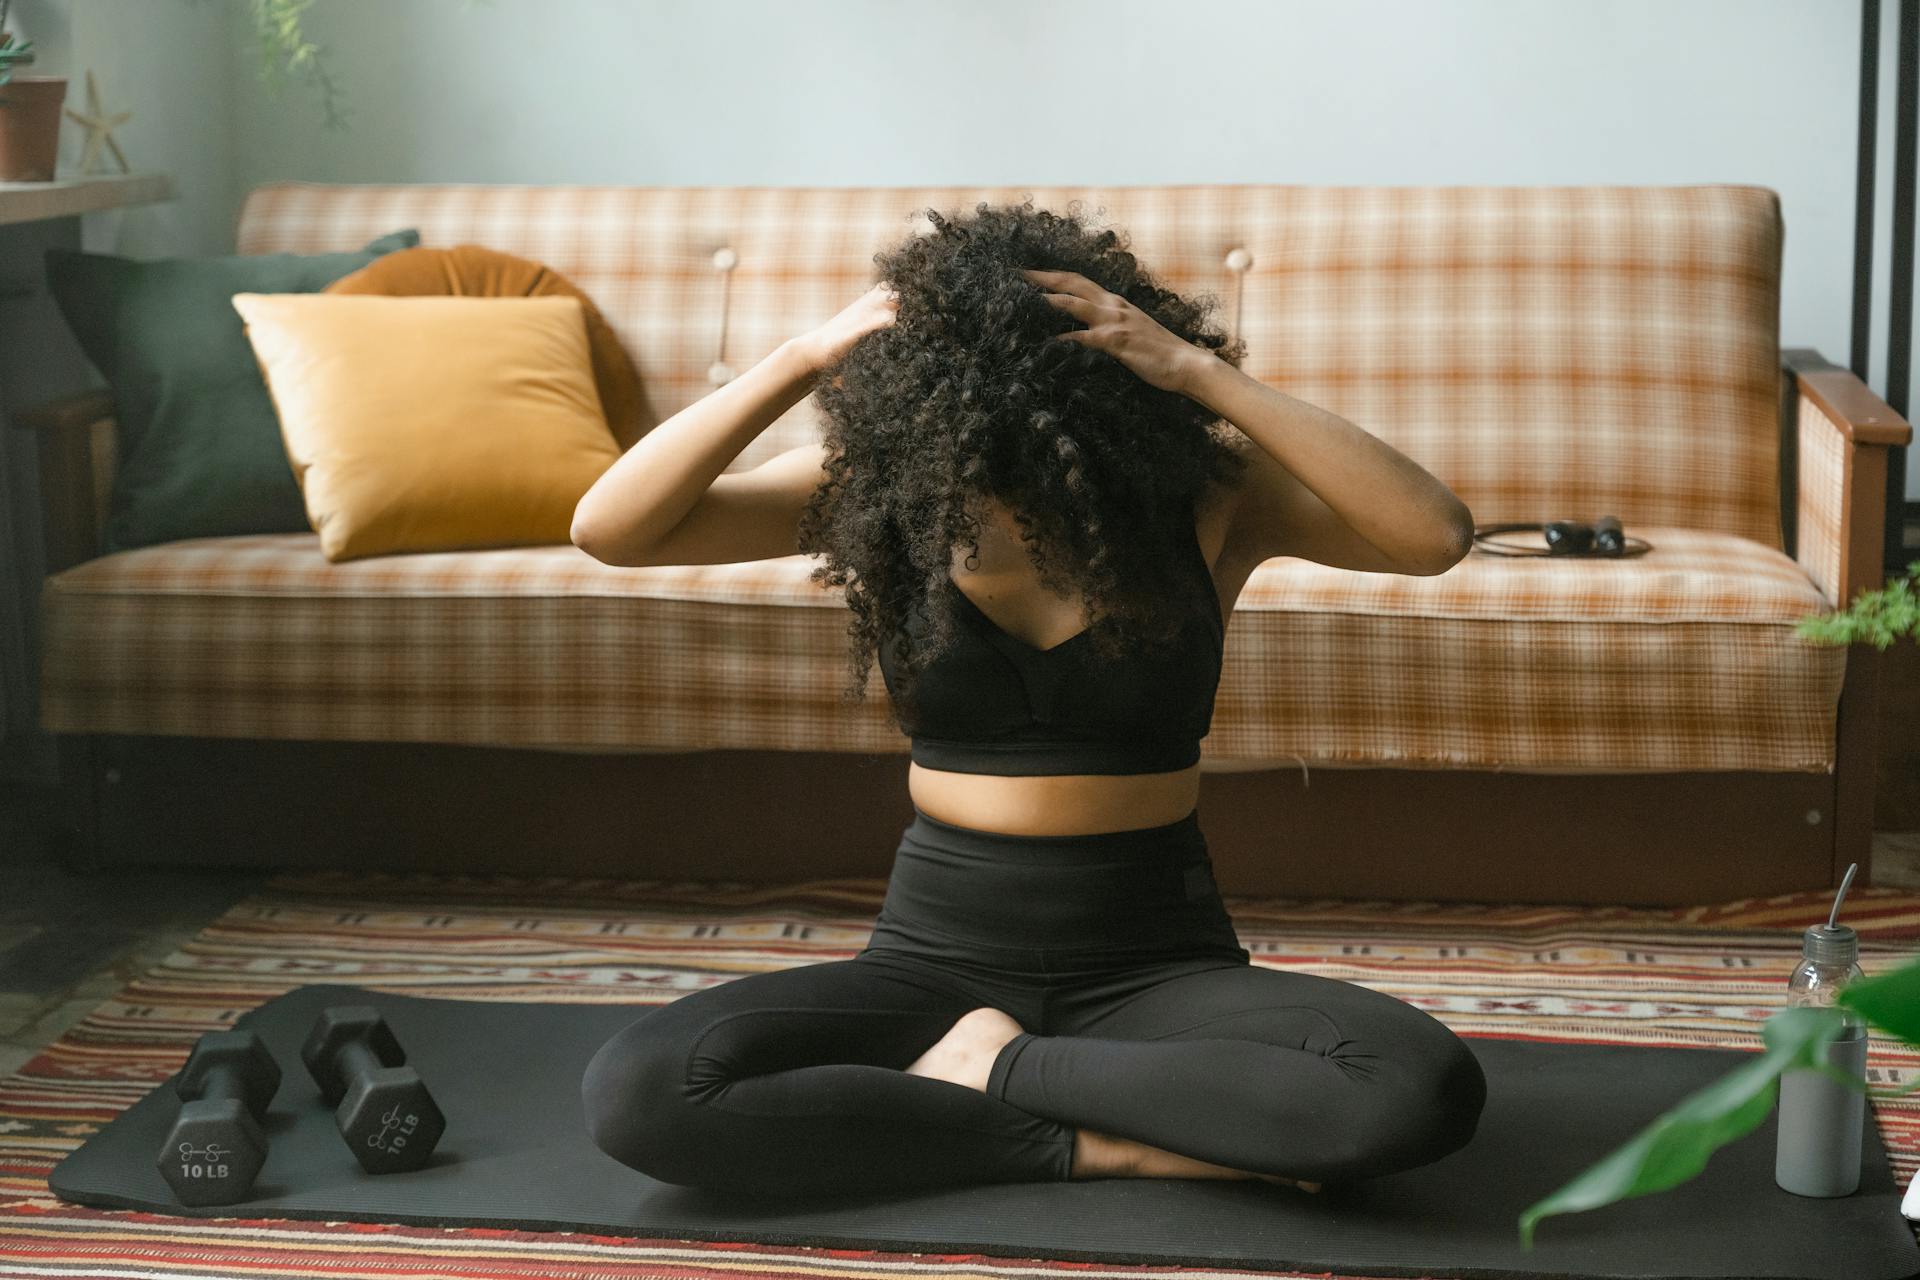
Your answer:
[1780,348,1913,608]
[8,390,116,574]
[10,389,114,437]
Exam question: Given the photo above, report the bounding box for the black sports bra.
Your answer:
[875,520,1226,776]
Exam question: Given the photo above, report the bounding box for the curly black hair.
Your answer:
[795,197,1251,730]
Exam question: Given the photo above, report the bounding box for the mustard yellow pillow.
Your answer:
[231,293,621,562]
[324,244,654,452]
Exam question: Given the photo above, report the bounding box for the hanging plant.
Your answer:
[241,0,486,130]
[245,0,348,129]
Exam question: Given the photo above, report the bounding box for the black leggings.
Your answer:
[580,806,1487,1198]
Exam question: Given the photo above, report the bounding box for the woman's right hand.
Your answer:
[794,282,899,373]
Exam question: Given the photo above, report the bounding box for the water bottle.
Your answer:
[1773,862,1869,1197]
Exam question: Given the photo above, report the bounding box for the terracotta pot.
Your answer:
[0,75,67,182]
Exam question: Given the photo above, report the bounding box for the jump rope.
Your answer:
[1470,515,1653,558]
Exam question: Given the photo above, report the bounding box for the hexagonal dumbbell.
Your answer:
[155,1029,281,1206]
[299,1006,445,1173]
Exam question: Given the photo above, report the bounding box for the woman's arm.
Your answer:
[571,283,897,567]
[570,338,820,566]
[1023,266,1473,577]
[1179,356,1475,576]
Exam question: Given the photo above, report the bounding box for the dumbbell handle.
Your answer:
[188,1062,248,1107]
[322,1037,401,1104]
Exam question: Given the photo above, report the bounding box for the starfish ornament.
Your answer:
[63,69,130,175]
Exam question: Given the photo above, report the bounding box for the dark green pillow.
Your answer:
[45,230,421,555]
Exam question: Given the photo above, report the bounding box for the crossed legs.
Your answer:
[994,957,1486,1183]
[580,949,1486,1197]
[581,954,1074,1197]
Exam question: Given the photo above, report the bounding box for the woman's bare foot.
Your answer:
[904,1007,1025,1093]
[906,1014,1322,1195]
[1072,1127,1322,1193]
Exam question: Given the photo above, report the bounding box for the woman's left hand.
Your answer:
[1021,267,1212,395]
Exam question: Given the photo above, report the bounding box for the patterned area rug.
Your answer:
[1,871,1916,1280]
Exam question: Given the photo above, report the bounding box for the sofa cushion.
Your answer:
[323,243,653,452]
[37,528,1843,773]
[44,229,420,555]
[231,293,622,562]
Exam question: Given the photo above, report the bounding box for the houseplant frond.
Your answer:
[0,0,36,93]
[246,0,346,130]
[1517,950,1920,1248]
[1796,559,1920,649]
[241,0,491,130]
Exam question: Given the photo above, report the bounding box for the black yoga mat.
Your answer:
[49,983,1920,1280]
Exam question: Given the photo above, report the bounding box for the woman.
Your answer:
[571,200,1486,1199]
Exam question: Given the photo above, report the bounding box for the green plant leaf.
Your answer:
[1797,561,1920,648]
[0,35,29,90]
[1516,1005,1847,1249]
[1837,953,1920,1043]
[246,0,348,130]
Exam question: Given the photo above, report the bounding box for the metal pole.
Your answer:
[1855,0,1882,385]
[1884,0,1917,572]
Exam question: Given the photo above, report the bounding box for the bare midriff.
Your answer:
[906,762,1203,836]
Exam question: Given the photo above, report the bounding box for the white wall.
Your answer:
[8,0,235,256]
[222,0,1916,497]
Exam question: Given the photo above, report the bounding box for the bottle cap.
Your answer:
[1802,860,1861,968]
[1802,922,1859,968]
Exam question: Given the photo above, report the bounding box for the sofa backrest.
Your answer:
[237,182,1785,549]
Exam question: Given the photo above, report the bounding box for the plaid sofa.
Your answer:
[15,182,1912,893]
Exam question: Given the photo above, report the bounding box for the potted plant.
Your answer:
[1517,559,1920,1247]
[0,0,64,181]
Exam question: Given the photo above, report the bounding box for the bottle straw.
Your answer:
[1826,862,1858,930]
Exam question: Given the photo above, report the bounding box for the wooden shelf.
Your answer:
[0,173,173,227]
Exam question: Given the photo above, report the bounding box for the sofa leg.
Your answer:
[43,733,104,874]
